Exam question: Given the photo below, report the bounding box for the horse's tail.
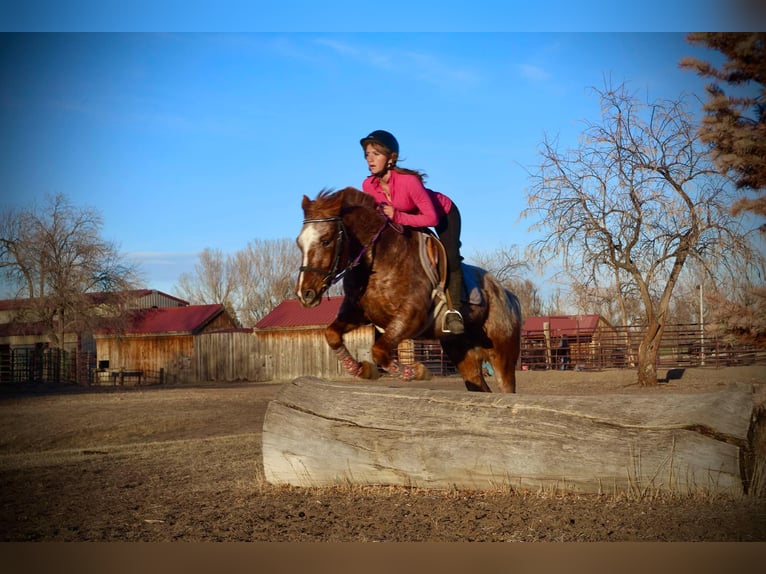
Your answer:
[503,287,522,330]
[481,271,522,334]
[481,272,522,392]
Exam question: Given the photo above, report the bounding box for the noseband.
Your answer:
[300,215,390,289]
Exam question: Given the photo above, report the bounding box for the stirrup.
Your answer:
[442,309,464,334]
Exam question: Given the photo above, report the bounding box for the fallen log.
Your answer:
[262,377,761,495]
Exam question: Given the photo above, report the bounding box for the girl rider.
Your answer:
[360,129,465,335]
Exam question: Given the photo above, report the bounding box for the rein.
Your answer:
[300,214,392,288]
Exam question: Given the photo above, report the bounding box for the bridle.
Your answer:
[299,215,390,290]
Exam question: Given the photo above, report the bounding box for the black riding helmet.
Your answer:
[360,130,399,155]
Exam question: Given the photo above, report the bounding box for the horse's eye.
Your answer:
[321,239,332,247]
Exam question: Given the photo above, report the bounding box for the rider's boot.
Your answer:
[443,269,465,335]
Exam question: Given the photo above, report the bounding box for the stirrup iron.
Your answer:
[442,309,464,334]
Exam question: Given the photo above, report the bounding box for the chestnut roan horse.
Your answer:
[296,187,522,393]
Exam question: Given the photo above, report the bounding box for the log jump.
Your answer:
[262,377,762,495]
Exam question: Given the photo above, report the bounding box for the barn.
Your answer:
[252,296,376,380]
[0,289,190,384]
[94,303,239,384]
[521,314,618,370]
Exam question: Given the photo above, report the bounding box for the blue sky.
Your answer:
[1,1,756,33]
[0,4,757,297]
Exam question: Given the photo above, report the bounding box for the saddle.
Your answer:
[417,231,448,295]
[415,231,482,333]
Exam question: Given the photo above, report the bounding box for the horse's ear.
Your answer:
[301,195,311,211]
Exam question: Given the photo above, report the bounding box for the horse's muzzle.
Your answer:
[297,288,321,308]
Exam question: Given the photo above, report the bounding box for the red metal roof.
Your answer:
[100,304,225,336]
[255,297,343,329]
[0,298,38,311]
[0,289,188,311]
[522,314,607,337]
[0,320,47,337]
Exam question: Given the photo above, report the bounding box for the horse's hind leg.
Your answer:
[483,283,522,393]
[442,340,491,392]
[460,351,491,392]
[489,348,517,393]
[486,308,521,393]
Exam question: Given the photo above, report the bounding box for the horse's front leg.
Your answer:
[325,318,379,380]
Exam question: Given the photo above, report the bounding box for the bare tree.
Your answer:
[469,246,540,318]
[175,247,240,325]
[567,277,640,325]
[231,238,299,327]
[175,238,302,328]
[176,248,235,305]
[523,83,759,386]
[0,194,142,348]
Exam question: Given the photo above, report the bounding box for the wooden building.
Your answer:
[252,297,375,381]
[94,303,238,384]
[0,289,189,384]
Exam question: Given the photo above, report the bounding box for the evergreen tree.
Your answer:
[681,32,766,220]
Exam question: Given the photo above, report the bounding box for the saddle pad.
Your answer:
[461,263,484,306]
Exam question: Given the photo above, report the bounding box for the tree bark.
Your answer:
[263,377,760,495]
[637,321,663,386]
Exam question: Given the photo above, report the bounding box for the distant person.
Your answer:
[359,129,465,335]
[558,334,570,370]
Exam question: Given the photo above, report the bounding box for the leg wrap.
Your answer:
[335,346,363,377]
[388,359,417,382]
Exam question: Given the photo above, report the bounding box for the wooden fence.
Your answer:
[194,331,272,382]
[2,324,763,385]
[194,326,376,382]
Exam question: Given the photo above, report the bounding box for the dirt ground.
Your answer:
[1,365,765,542]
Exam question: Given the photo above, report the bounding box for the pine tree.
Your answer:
[681,32,766,219]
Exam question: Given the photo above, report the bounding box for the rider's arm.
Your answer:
[389,174,440,228]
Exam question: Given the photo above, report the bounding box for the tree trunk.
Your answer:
[637,322,663,386]
[263,377,760,495]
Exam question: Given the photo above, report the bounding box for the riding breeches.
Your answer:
[435,203,463,307]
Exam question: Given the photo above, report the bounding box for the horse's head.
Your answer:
[295,189,348,307]
[295,187,383,307]
[295,187,387,307]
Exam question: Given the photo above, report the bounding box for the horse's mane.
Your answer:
[341,186,377,212]
[306,187,384,239]
[312,187,378,216]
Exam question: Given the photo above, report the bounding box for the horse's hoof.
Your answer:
[414,362,432,381]
[359,361,380,380]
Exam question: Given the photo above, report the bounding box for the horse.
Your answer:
[295,187,522,393]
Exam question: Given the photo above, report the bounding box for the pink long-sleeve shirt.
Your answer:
[362,170,452,228]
